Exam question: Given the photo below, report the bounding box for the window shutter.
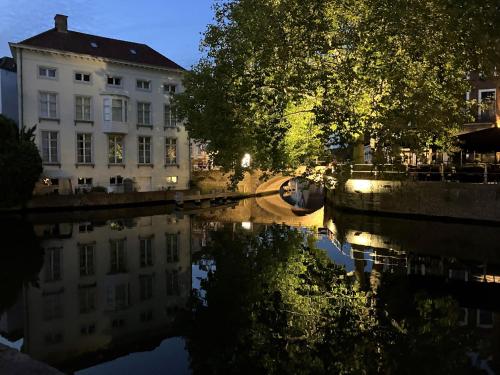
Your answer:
[103,97,111,121]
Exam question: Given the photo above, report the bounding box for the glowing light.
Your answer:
[350,179,372,193]
[241,153,251,168]
[241,221,252,230]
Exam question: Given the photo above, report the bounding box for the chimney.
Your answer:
[54,14,68,33]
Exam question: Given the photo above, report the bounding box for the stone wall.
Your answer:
[328,179,500,222]
[191,170,265,194]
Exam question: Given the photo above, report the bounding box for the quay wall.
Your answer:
[328,179,500,222]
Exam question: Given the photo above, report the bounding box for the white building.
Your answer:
[9,14,190,194]
[0,56,18,123]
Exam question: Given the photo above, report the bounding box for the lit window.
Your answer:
[108,135,124,164]
[39,92,58,118]
[137,102,152,125]
[107,75,122,87]
[41,131,59,164]
[165,138,177,165]
[75,72,91,83]
[39,66,57,79]
[136,79,151,90]
[166,176,178,184]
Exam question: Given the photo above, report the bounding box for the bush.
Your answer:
[91,186,107,193]
[0,115,42,207]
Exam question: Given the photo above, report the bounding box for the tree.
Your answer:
[0,115,42,207]
[176,0,500,178]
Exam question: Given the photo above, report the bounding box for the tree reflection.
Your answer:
[0,218,43,315]
[187,225,478,374]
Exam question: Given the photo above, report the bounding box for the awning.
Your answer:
[458,127,500,153]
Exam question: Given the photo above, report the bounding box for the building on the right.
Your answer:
[0,56,18,123]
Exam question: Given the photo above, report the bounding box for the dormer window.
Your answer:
[163,84,176,94]
[130,49,137,55]
[136,79,151,91]
[107,75,122,87]
[75,72,91,83]
[39,66,57,79]
[90,42,98,48]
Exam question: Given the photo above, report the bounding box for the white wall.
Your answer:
[20,49,190,192]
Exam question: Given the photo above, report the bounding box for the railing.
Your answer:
[334,163,500,184]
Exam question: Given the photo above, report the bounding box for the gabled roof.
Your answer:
[0,56,16,72]
[14,28,184,71]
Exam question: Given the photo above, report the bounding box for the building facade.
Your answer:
[10,15,190,193]
[0,56,18,123]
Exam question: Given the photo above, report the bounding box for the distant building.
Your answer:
[0,56,18,123]
[9,14,190,193]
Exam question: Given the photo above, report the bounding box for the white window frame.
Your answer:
[103,97,128,122]
[165,138,177,165]
[138,136,152,164]
[163,84,177,94]
[136,79,151,91]
[38,66,57,80]
[166,176,178,184]
[75,95,92,121]
[108,134,124,164]
[164,104,177,127]
[137,102,152,125]
[74,71,91,84]
[39,91,58,119]
[478,88,496,120]
[76,133,93,164]
[41,131,59,164]
[106,75,123,87]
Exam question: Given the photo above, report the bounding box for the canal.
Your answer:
[0,195,499,374]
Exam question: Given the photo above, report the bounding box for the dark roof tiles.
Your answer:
[16,29,184,71]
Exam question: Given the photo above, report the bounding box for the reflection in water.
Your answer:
[0,200,498,373]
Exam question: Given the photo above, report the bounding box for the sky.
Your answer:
[0,0,215,69]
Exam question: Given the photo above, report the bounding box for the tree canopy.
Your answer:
[0,115,42,207]
[176,0,500,175]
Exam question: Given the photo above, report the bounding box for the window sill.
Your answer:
[76,163,95,168]
[39,117,60,124]
[138,163,154,168]
[164,164,180,168]
[43,162,61,167]
[164,126,181,132]
[74,120,94,125]
[108,163,125,168]
[137,124,153,129]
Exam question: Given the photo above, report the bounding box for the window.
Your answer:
[477,309,494,328]
[40,92,57,118]
[166,270,179,296]
[79,287,96,313]
[45,247,62,282]
[108,135,124,164]
[140,237,153,267]
[79,244,95,276]
[165,138,177,165]
[139,275,153,300]
[41,131,59,163]
[107,75,122,86]
[137,102,152,125]
[164,104,178,127]
[166,233,179,263]
[478,89,496,122]
[110,176,124,185]
[75,96,92,121]
[39,66,57,79]
[163,84,176,93]
[75,72,91,83]
[140,310,153,322]
[44,332,63,345]
[138,136,152,164]
[78,222,93,232]
[103,98,128,122]
[77,133,92,164]
[136,79,151,91]
[80,324,96,336]
[110,239,126,273]
[166,176,178,184]
[77,178,93,186]
[43,293,63,321]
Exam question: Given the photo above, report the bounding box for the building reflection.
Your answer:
[23,213,192,372]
